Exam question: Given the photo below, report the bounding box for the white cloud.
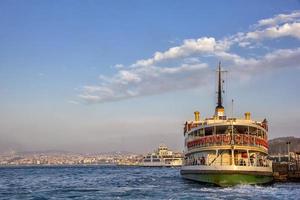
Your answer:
[246,22,300,40]
[79,11,300,103]
[131,37,228,68]
[229,48,300,76]
[80,63,210,103]
[116,70,141,84]
[256,11,300,27]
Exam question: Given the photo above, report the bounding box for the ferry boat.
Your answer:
[180,64,273,186]
[141,144,183,167]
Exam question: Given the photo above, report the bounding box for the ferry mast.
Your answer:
[215,62,225,118]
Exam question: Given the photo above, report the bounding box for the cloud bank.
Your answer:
[79,11,300,103]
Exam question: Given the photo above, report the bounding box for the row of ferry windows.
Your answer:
[188,125,267,139]
[185,150,270,167]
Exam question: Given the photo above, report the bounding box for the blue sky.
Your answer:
[0,0,300,153]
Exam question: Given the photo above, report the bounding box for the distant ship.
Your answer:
[140,144,183,167]
[180,63,273,186]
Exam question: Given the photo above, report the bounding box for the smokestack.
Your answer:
[194,111,200,121]
[244,112,251,120]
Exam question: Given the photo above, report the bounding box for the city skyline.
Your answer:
[0,1,300,153]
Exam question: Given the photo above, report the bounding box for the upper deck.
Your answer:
[183,112,269,154]
[184,116,268,135]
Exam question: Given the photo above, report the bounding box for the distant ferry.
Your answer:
[140,145,182,167]
[180,63,273,186]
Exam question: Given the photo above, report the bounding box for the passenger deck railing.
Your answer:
[187,134,268,150]
[185,158,272,168]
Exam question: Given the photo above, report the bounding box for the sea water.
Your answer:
[0,166,299,199]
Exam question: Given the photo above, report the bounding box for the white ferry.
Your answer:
[180,64,273,186]
[141,145,182,167]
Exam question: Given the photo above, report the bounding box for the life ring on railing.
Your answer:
[234,135,242,145]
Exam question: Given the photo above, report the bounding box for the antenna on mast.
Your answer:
[217,62,223,109]
[215,62,226,118]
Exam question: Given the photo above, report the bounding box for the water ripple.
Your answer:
[0,166,299,199]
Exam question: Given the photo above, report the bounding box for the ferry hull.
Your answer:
[181,170,273,187]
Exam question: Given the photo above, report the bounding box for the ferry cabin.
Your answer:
[183,111,271,169]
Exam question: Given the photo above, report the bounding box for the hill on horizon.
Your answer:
[268,136,300,155]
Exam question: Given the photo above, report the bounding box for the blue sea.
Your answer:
[0,166,299,200]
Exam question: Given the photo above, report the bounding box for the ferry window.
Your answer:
[259,129,266,138]
[205,127,213,136]
[231,127,239,135]
[216,125,227,135]
[262,131,267,139]
[234,150,248,166]
[194,130,199,137]
[223,126,233,134]
[258,129,262,138]
[248,126,257,135]
[200,129,205,136]
[235,125,248,135]
[195,130,199,137]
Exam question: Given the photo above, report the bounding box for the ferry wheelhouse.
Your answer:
[180,64,273,186]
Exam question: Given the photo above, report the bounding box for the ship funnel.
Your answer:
[244,112,251,120]
[194,111,200,121]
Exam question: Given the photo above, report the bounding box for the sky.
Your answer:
[0,0,300,153]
